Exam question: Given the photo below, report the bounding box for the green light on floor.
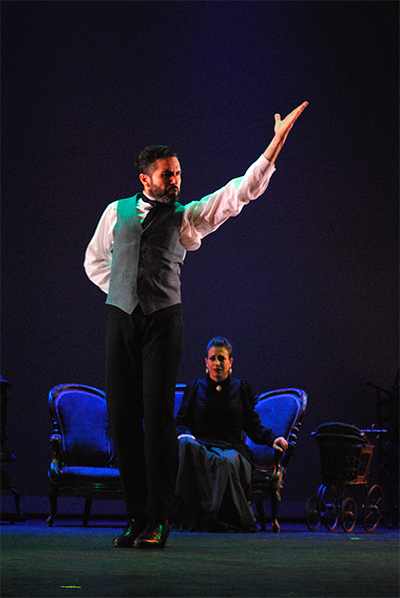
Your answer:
[60,586,82,589]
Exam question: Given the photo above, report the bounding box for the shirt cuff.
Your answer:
[256,153,276,173]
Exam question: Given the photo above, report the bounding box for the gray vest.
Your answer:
[106,194,186,315]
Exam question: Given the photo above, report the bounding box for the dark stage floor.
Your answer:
[1,518,398,598]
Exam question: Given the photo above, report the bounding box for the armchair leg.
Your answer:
[255,501,267,532]
[47,485,59,527]
[270,488,281,533]
[83,498,92,526]
[11,486,22,515]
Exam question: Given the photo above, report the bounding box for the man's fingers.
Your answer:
[292,101,309,119]
[286,101,309,122]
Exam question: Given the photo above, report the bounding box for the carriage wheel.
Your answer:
[341,497,357,532]
[363,484,384,532]
[320,485,339,531]
[305,496,321,531]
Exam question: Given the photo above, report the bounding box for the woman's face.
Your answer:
[205,346,233,382]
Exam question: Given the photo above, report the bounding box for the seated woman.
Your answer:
[173,337,288,532]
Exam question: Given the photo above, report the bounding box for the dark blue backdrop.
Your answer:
[2,1,398,505]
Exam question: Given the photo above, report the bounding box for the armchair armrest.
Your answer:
[281,440,296,469]
[49,434,62,460]
[271,449,283,485]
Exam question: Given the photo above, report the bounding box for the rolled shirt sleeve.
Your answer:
[180,154,275,251]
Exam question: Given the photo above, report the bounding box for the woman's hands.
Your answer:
[273,436,289,452]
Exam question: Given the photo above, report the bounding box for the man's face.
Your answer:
[205,346,233,383]
[140,157,181,203]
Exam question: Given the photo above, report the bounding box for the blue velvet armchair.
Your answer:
[47,383,122,526]
[246,388,307,532]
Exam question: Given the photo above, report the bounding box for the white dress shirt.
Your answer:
[84,154,275,294]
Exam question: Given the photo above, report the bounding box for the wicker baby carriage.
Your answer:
[305,422,384,532]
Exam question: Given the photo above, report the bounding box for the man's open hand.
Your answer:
[274,101,309,141]
[264,100,309,164]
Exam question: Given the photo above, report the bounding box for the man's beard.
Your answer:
[149,183,180,204]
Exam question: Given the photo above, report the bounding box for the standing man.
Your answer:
[84,101,308,549]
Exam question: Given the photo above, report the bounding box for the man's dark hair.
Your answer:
[135,145,178,179]
[205,337,233,357]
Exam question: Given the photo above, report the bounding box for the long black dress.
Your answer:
[173,376,275,531]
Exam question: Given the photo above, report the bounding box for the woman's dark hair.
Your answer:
[135,145,178,179]
[205,337,233,357]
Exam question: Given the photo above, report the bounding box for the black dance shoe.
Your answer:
[112,518,147,548]
[132,520,170,549]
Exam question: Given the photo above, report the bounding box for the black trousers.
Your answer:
[106,303,183,521]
